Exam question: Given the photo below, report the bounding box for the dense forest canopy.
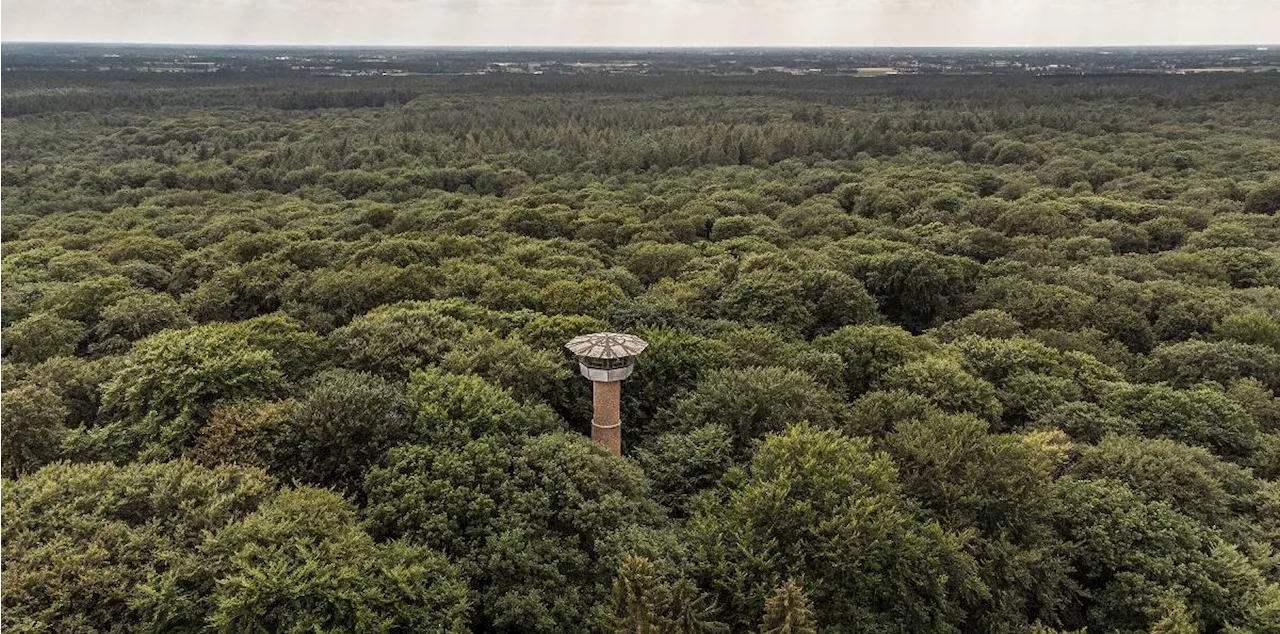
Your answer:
[2,67,1280,633]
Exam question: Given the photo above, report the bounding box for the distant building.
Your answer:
[1180,67,1249,73]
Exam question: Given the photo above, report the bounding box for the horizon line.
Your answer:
[4,40,1277,50]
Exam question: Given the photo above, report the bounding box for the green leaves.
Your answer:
[5,67,1280,634]
[1051,477,1277,632]
[690,424,985,632]
[198,488,469,634]
[3,313,85,363]
[0,384,69,478]
[670,367,850,457]
[761,579,817,634]
[365,432,665,633]
[328,302,470,379]
[602,557,728,634]
[49,314,321,463]
[272,370,413,495]
[1098,381,1261,460]
[3,462,469,634]
[408,367,562,446]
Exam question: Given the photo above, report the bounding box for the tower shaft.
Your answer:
[591,380,623,455]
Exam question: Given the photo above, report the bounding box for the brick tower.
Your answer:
[565,332,648,455]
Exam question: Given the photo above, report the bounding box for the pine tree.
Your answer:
[761,579,817,634]
[663,578,728,634]
[1149,600,1199,634]
[605,556,665,634]
[1030,623,1086,634]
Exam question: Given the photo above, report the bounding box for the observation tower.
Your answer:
[565,332,648,455]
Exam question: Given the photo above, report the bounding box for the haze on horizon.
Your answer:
[4,0,1278,48]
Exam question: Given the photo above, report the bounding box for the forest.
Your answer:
[2,69,1280,633]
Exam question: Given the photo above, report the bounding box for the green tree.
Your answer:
[665,579,729,634]
[1145,340,1280,392]
[406,367,562,446]
[188,399,295,469]
[540,279,627,316]
[441,330,572,405]
[1214,311,1280,353]
[760,579,817,634]
[690,424,984,632]
[274,369,412,495]
[888,413,1057,538]
[881,355,1004,423]
[1148,600,1199,634]
[847,248,976,331]
[160,487,470,634]
[670,367,849,457]
[1099,382,1261,460]
[1052,477,1272,632]
[717,268,813,332]
[36,275,136,324]
[1030,401,1138,443]
[605,556,665,634]
[0,460,277,633]
[1068,436,1260,534]
[846,389,945,437]
[1,384,69,477]
[3,313,84,363]
[92,291,193,352]
[365,431,664,633]
[1242,176,1280,214]
[512,313,608,351]
[620,327,727,446]
[71,314,320,462]
[815,324,936,399]
[328,301,471,378]
[931,309,1024,341]
[635,424,734,515]
[626,242,700,286]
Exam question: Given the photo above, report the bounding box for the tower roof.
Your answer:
[565,332,648,359]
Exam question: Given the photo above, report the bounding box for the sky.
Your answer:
[2,0,1277,47]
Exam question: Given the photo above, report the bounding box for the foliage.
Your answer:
[635,423,734,514]
[92,292,193,352]
[814,324,936,399]
[1098,382,1261,460]
[273,369,412,495]
[604,556,666,634]
[187,398,296,469]
[1068,435,1261,530]
[1,384,70,477]
[406,367,563,445]
[1051,477,1276,632]
[154,487,471,633]
[328,302,471,378]
[881,355,1004,423]
[670,367,850,456]
[3,313,84,363]
[690,424,986,632]
[1148,600,1199,634]
[71,316,318,462]
[761,579,818,634]
[364,431,665,632]
[0,460,277,633]
[2,460,471,633]
[5,70,1280,634]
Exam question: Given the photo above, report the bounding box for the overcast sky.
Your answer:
[3,0,1276,47]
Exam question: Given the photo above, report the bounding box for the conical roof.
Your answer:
[565,332,648,359]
